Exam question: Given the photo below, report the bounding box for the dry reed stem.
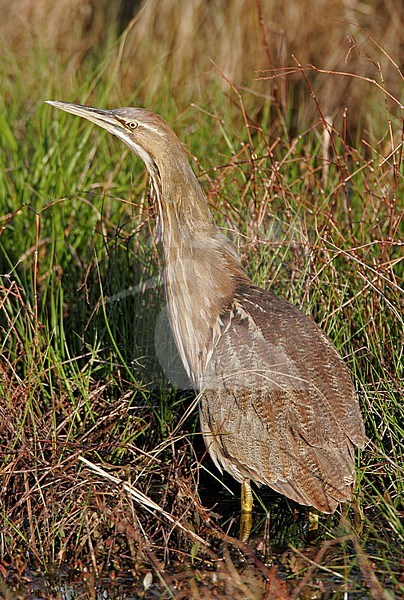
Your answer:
[78,456,208,546]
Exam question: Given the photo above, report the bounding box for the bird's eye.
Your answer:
[127,121,138,129]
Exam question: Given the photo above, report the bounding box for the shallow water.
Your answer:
[2,479,401,599]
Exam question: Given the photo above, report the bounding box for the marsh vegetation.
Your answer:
[0,1,403,597]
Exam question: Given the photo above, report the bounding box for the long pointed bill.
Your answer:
[45,101,119,136]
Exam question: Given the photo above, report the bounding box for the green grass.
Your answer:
[0,38,403,598]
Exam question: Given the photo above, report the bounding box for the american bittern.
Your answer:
[46,101,365,514]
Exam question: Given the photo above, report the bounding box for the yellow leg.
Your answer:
[240,512,252,543]
[308,510,319,531]
[240,479,253,542]
[241,479,253,513]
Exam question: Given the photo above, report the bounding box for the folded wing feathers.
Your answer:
[200,284,365,512]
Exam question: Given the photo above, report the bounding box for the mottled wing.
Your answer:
[200,284,365,512]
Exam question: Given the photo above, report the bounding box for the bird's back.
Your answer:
[200,283,365,512]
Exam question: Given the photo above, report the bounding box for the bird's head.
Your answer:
[46,100,213,230]
[45,101,185,177]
